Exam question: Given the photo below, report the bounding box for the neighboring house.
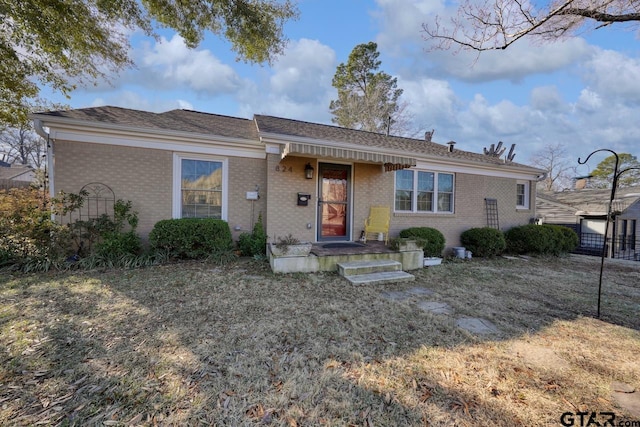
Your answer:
[31,106,544,251]
[0,162,35,189]
[537,187,640,260]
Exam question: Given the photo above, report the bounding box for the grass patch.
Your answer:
[0,255,638,425]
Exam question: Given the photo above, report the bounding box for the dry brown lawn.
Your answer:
[0,254,639,426]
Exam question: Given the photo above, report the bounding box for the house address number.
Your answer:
[275,165,293,172]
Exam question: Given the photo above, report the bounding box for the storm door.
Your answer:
[317,163,351,241]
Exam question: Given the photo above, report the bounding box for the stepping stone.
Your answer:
[417,301,453,315]
[611,382,640,418]
[456,317,499,335]
[406,287,435,297]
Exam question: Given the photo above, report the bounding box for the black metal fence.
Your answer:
[575,232,639,261]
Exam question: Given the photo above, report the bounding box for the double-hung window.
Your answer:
[173,155,228,219]
[395,170,454,213]
[516,181,530,209]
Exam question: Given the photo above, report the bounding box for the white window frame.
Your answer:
[172,153,229,220]
[394,170,455,214]
[516,180,530,210]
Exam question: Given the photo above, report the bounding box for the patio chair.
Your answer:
[363,206,390,244]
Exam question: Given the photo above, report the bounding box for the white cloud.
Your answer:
[575,89,602,112]
[432,39,594,82]
[530,86,564,112]
[582,49,640,103]
[238,38,337,122]
[270,38,336,102]
[400,77,459,129]
[135,35,242,94]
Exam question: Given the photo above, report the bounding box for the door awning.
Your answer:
[281,142,416,171]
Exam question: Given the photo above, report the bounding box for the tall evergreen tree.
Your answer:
[329,42,403,134]
[591,153,640,188]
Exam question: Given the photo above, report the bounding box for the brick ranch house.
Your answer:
[31,106,544,253]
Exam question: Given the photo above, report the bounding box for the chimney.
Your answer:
[447,141,456,152]
[424,129,434,142]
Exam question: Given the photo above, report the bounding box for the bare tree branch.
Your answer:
[423,0,640,52]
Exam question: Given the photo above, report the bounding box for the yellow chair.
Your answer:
[363,206,390,244]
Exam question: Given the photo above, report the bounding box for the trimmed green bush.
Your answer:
[505,224,577,256]
[149,218,233,259]
[399,227,445,257]
[547,224,579,253]
[460,227,506,257]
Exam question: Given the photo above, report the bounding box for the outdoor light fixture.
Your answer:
[304,163,314,179]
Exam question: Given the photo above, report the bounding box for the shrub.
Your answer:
[94,231,142,258]
[149,218,233,259]
[505,224,577,256]
[460,227,506,257]
[0,188,71,267]
[237,213,267,256]
[547,225,579,253]
[399,227,445,257]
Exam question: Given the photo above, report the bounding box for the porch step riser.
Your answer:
[345,271,415,285]
[337,260,402,276]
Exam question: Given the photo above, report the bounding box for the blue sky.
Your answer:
[42,0,640,172]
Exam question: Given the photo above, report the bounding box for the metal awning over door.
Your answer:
[281,142,416,170]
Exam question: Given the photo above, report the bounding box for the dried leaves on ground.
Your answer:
[0,255,638,426]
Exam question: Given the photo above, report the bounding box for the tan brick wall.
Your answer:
[352,163,394,238]
[54,140,172,237]
[265,154,317,242]
[54,141,268,241]
[227,157,267,241]
[390,174,535,250]
[55,141,536,249]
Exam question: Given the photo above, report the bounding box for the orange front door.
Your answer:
[318,163,351,241]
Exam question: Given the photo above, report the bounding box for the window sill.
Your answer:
[394,212,455,217]
[516,207,531,211]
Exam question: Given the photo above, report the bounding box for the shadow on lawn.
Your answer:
[1,255,638,425]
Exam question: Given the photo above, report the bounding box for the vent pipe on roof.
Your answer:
[447,141,456,152]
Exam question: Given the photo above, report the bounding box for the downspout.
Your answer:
[33,118,55,201]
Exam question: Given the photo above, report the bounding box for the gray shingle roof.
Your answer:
[538,187,640,212]
[0,164,34,180]
[254,114,537,169]
[35,106,257,140]
[34,106,542,172]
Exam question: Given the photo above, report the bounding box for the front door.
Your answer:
[318,163,351,241]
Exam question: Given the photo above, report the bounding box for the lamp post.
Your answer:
[577,149,620,319]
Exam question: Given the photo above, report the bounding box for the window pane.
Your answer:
[395,190,413,211]
[517,183,526,206]
[396,170,413,190]
[417,172,434,191]
[438,193,452,212]
[417,191,433,211]
[181,159,223,218]
[395,170,413,211]
[438,174,453,192]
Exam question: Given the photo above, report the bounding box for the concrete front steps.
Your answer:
[338,259,415,285]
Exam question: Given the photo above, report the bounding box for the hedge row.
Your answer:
[505,224,578,256]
